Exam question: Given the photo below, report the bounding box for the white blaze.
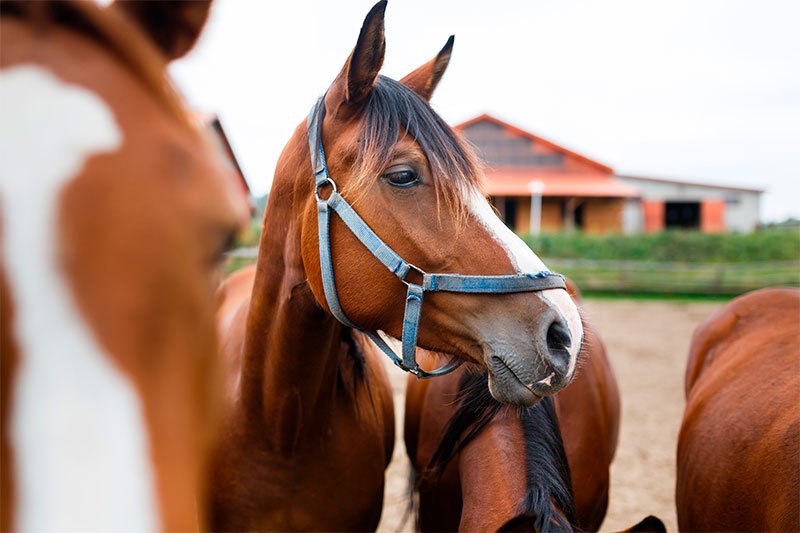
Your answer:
[0,66,160,532]
[469,189,583,377]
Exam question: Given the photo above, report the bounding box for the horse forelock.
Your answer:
[317,76,484,224]
[426,371,576,530]
[0,0,194,131]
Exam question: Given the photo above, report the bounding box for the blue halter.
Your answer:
[308,98,567,378]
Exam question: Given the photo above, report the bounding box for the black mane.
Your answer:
[427,371,577,531]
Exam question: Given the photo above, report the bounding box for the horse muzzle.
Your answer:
[485,310,578,407]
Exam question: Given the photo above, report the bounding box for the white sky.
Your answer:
[170,0,800,222]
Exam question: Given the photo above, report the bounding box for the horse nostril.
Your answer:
[546,319,571,352]
[545,318,572,374]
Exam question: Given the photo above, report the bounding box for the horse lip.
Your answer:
[489,352,569,399]
[489,355,541,399]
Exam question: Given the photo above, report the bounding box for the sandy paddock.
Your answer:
[376,298,725,532]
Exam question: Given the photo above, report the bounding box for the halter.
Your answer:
[308,98,567,378]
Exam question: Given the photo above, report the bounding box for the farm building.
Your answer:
[615,174,762,233]
[455,114,762,234]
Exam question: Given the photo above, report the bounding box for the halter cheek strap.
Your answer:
[307,98,566,379]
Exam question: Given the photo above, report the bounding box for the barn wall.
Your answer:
[617,177,761,232]
[541,199,563,233]
[725,192,760,232]
[583,198,624,234]
[512,198,562,233]
[701,200,725,233]
[642,200,665,233]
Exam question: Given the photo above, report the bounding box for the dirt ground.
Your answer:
[375,298,725,532]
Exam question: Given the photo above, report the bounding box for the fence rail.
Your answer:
[225,248,799,295]
[546,259,800,295]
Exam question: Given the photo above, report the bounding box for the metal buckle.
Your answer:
[408,366,423,378]
[315,177,338,202]
[401,263,427,287]
[395,359,423,377]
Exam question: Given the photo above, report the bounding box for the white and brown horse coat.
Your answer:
[1,2,248,530]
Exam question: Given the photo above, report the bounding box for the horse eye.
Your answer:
[383,169,420,188]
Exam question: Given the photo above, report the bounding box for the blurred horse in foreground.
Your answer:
[0,1,248,530]
[677,288,800,531]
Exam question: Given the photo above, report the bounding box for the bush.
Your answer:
[234,218,262,248]
[521,229,800,263]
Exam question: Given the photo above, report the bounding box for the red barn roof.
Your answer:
[455,114,637,198]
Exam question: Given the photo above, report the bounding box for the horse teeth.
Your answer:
[536,373,555,386]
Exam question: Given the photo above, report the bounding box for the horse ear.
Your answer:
[325,1,387,119]
[400,35,454,101]
[617,515,667,533]
[112,0,212,61]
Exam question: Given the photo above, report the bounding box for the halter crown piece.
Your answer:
[308,98,567,378]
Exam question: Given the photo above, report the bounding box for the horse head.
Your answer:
[289,1,583,406]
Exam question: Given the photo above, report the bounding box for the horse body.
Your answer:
[1,2,248,530]
[676,288,800,531]
[406,351,661,532]
[554,318,620,529]
[406,313,620,531]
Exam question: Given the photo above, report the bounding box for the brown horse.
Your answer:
[676,288,800,531]
[406,283,622,531]
[0,1,249,530]
[406,363,663,532]
[210,1,584,529]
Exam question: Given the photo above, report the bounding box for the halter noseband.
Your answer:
[308,98,567,378]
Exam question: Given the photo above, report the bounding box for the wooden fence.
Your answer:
[225,248,799,295]
[546,259,800,295]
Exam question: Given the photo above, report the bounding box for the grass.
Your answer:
[582,291,734,303]
[225,225,800,296]
[523,229,800,263]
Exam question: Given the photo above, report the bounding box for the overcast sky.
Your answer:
[170,0,800,222]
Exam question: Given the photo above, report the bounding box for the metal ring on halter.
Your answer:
[400,263,427,287]
[315,177,338,202]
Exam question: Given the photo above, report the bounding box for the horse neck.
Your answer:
[457,404,575,532]
[457,410,531,530]
[237,141,343,448]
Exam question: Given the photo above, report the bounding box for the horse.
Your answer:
[676,287,800,531]
[405,361,661,532]
[406,280,624,531]
[0,1,250,530]
[209,1,584,529]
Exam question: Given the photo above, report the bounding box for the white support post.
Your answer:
[528,180,545,236]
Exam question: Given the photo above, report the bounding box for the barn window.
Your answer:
[664,201,700,229]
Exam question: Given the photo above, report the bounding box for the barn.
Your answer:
[456,114,762,234]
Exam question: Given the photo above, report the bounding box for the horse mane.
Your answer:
[314,75,484,224]
[426,371,577,531]
[338,327,367,388]
[0,0,194,129]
